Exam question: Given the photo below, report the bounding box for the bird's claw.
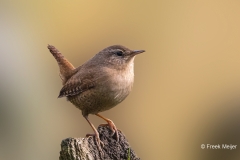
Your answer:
[86,133,105,159]
[99,119,119,142]
[86,133,104,148]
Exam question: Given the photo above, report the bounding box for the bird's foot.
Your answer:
[99,119,119,142]
[86,133,104,158]
[86,133,104,148]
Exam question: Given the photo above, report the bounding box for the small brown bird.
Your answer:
[48,44,144,151]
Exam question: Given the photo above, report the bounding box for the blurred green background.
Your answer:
[1,0,240,160]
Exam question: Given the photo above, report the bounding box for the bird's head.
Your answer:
[93,45,145,69]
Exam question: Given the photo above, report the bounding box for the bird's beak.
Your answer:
[131,50,145,56]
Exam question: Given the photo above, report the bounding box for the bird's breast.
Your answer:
[101,63,134,103]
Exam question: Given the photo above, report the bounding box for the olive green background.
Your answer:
[1,1,240,160]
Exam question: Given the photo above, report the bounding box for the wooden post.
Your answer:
[59,126,140,160]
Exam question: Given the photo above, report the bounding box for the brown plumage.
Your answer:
[48,44,144,153]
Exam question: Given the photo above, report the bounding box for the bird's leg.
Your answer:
[84,115,104,151]
[95,113,119,142]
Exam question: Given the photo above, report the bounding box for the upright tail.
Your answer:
[48,44,76,85]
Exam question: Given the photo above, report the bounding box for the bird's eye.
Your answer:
[115,50,124,56]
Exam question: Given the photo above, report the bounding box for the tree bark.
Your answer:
[59,125,140,160]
